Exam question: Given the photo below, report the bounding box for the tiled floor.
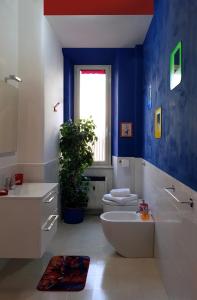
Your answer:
[0,216,168,299]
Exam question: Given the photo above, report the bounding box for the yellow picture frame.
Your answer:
[155,107,162,139]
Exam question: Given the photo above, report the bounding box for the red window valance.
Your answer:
[80,70,106,75]
[44,0,154,16]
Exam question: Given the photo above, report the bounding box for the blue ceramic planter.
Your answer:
[63,208,84,224]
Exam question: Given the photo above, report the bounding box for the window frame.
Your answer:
[74,65,111,167]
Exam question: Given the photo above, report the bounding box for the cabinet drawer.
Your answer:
[41,214,58,255]
[42,190,57,224]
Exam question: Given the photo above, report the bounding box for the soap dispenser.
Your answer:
[138,200,149,219]
[139,200,148,213]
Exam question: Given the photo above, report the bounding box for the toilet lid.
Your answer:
[102,198,138,206]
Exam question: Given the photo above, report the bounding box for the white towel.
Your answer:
[110,188,130,197]
[104,194,138,205]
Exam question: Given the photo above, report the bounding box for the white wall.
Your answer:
[112,156,143,197]
[17,0,44,164]
[0,0,18,175]
[16,0,63,182]
[42,17,64,164]
[0,0,63,184]
[143,160,197,300]
[85,167,113,194]
[0,0,18,84]
[111,156,197,299]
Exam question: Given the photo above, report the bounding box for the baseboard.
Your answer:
[85,208,103,216]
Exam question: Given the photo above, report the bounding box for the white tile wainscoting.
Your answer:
[85,166,113,194]
[0,159,59,187]
[0,163,17,188]
[16,159,59,183]
[1,156,197,299]
[112,156,143,198]
[143,160,197,300]
[85,157,143,211]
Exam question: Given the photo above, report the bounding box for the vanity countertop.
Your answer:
[0,183,58,199]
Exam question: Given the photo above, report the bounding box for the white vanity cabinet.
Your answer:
[0,183,59,258]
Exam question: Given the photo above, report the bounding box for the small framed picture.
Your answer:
[154,107,162,139]
[120,122,133,137]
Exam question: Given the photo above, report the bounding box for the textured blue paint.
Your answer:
[134,46,144,157]
[116,49,136,156]
[63,57,74,120]
[143,0,197,190]
[63,48,143,158]
[112,54,119,157]
[115,48,143,157]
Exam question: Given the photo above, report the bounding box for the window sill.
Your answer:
[88,165,113,169]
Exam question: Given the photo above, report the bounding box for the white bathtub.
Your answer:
[100,211,154,258]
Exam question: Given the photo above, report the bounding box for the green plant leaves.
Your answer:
[59,118,97,209]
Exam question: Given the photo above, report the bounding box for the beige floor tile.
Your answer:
[92,289,141,300]
[0,216,168,300]
[0,292,23,300]
[67,290,93,300]
[23,291,69,300]
[0,290,70,300]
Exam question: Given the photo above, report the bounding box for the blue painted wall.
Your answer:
[143,0,197,190]
[62,48,143,158]
[64,57,74,120]
[115,48,143,157]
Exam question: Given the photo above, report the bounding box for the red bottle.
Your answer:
[15,173,24,185]
[0,188,8,196]
[139,200,149,213]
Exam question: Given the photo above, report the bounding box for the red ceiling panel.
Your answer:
[44,0,154,16]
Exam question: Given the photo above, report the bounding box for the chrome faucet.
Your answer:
[4,176,15,190]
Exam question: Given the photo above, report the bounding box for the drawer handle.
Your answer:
[44,195,55,203]
[42,215,59,231]
[44,190,56,200]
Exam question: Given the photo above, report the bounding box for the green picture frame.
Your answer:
[170,41,182,90]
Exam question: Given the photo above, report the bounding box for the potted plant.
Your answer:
[59,118,97,224]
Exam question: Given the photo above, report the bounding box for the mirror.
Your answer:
[0,81,18,155]
[170,41,182,90]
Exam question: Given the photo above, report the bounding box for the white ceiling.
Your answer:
[46,15,153,48]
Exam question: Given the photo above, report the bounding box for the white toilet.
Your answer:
[102,190,138,212]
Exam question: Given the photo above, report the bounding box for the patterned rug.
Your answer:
[37,256,90,291]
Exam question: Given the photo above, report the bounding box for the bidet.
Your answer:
[100,211,154,258]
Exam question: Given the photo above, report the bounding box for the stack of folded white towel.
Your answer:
[104,188,138,205]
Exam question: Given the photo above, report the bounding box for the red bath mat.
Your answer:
[37,256,90,291]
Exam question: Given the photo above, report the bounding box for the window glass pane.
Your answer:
[79,71,106,162]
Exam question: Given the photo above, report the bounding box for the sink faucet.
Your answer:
[5,176,15,190]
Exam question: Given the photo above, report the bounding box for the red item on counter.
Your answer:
[0,189,8,196]
[139,200,149,212]
[15,173,24,185]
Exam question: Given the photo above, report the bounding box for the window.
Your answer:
[74,65,111,165]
